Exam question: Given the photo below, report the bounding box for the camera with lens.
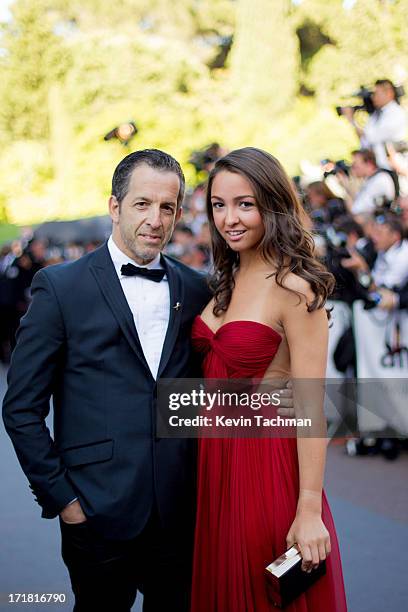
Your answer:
[336,86,376,116]
[323,222,379,307]
[336,83,405,117]
[354,270,384,310]
[322,159,351,178]
[324,226,350,258]
[104,121,138,145]
[322,225,357,304]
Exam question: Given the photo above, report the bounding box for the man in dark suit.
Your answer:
[2,149,211,611]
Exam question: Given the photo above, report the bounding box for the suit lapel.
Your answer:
[89,244,153,378]
[157,255,184,378]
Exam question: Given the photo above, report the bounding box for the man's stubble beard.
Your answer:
[120,224,168,263]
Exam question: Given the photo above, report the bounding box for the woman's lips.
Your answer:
[225,230,247,242]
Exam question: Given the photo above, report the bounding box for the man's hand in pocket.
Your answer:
[60,500,87,524]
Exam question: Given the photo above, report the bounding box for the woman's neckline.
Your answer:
[197,315,282,341]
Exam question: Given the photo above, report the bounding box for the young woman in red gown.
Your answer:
[190,148,347,611]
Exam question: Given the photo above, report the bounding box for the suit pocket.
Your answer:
[61,439,113,468]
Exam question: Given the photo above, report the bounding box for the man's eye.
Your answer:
[135,202,147,207]
[162,205,175,213]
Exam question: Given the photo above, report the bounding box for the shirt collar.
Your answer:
[107,236,163,272]
[378,240,402,260]
[380,100,397,114]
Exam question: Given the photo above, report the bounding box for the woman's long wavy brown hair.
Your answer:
[206,147,335,317]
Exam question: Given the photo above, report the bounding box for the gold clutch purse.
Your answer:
[265,545,326,608]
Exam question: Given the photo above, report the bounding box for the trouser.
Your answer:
[60,508,192,612]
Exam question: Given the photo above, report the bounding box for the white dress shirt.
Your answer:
[372,240,408,289]
[361,100,407,169]
[108,236,170,379]
[351,171,395,214]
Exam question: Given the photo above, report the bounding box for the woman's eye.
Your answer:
[212,202,224,209]
[240,201,254,208]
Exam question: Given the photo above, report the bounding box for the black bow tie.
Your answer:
[121,263,165,282]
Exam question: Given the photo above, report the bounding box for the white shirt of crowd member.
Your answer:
[344,149,396,215]
[342,80,407,170]
[371,216,408,288]
[377,196,408,309]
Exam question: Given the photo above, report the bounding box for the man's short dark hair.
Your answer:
[352,148,378,167]
[375,212,404,239]
[111,149,185,209]
[334,215,365,239]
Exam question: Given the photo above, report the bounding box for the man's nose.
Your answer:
[146,207,162,229]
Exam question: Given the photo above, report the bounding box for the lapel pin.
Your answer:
[173,302,181,311]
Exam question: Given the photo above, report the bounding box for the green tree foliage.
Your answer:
[0,0,71,141]
[298,0,408,101]
[0,196,8,223]
[0,0,406,224]
[229,0,300,116]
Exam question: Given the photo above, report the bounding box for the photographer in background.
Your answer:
[344,213,408,460]
[371,214,408,288]
[339,149,397,215]
[306,181,346,229]
[342,79,407,170]
[322,216,376,303]
[341,212,408,292]
[375,198,408,309]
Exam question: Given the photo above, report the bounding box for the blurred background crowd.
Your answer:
[1,0,408,460]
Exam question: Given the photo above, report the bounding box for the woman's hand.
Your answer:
[286,510,331,572]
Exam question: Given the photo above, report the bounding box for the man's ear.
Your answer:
[175,206,183,225]
[109,195,120,224]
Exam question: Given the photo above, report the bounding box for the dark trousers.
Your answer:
[60,509,192,612]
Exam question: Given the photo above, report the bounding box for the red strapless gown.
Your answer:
[190,316,347,612]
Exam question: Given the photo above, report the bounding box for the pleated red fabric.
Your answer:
[191,316,347,612]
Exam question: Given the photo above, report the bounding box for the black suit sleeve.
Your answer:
[2,269,77,518]
[397,279,408,310]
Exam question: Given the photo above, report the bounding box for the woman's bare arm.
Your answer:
[280,277,331,570]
